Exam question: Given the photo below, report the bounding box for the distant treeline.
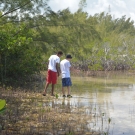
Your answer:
[1,0,135,84]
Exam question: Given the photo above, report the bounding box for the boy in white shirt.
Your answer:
[60,54,72,97]
[43,51,63,96]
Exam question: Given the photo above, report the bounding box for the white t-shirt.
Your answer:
[48,55,60,72]
[60,59,71,78]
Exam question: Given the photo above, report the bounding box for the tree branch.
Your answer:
[0,0,32,18]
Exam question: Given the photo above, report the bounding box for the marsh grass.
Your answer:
[0,86,112,135]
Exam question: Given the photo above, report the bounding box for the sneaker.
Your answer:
[67,95,72,98]
[63,95,66,97]
[43,93,46,96]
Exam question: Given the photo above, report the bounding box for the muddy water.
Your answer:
[54,71,135,135]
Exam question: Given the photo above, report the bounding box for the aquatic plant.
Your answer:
[0,99,6,113]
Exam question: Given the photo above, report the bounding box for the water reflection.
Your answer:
[65,74,135,135]
[40,71,135,135]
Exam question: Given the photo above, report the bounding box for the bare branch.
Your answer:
[0,0,32,18]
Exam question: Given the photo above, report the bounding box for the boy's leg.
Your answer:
[43,70,51,95]
[51,84,55,96]
[62,86,65,95]
[66,78,72,97]
[51,71,57,96]
[62,78,66,97]
[67,86,71,95]
[43,82,49,95]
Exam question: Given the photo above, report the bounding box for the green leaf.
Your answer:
[0,99,6,110]
[55,93,59,99]
[0,107,6,114]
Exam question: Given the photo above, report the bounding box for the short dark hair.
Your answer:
[57,51,63,55]
[66,54,72,59]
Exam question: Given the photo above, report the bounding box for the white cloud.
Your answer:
[109,0,135,21]
[114,0,126,8]
[129,12,135,23]
[48,0,79,12]
[85,0,110,15]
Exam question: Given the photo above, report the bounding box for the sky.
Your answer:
[48,0,135,23]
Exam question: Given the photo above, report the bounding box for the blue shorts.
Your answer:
[62,78,72,87]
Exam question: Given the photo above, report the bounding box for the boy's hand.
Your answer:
[57,72,60,77]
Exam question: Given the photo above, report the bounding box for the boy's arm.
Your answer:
[56,63,60,76]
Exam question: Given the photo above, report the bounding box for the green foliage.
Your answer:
[0,99,6,111]
[1,0,135,84]
[79,0,87,10]
[0,21,43,83]
[66,132,74,135]
[88,63,103,71]
[0,0,48,83]
[55,93,59,99]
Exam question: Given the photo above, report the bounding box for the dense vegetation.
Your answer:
[1,0,135,84]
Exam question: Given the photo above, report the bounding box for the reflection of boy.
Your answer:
[60,54,72,97]
[43,51,63,96]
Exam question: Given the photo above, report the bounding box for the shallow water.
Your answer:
[53,71,135,135]
[1,71,135,134]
